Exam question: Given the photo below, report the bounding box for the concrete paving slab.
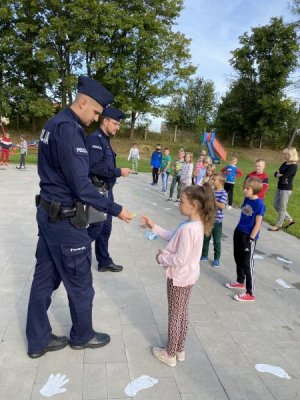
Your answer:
[84,334,126,364]
[1,166,300,399]
[83,363,107,399]
[106,362,130,398]
[181,392,229,400]
[1,367,36,400]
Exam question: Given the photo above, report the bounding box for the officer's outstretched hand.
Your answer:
[121,168,132,177]
[118,208,133,222]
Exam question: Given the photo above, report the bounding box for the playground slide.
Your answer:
[213,136,227,161]
[206,141,220,164]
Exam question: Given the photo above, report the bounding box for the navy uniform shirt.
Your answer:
[38,108,122,216]
[86,128,121,187]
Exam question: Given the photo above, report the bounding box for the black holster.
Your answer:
[35,195,61,222]
[70,201,88,229]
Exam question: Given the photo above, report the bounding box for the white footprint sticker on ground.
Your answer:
[125,375,158,397]
[253,254,264,260]
[275,279,292,289]
[276,256,293,264]
[152,202,157,206]
[164,208,172,210]
[255,364,291,379]
[40,373,69,397]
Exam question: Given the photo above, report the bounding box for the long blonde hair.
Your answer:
[283,147,299,163]
[182,184,216,235]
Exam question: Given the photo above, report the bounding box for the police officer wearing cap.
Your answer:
[26,76,132,359]
[86,107,131,272]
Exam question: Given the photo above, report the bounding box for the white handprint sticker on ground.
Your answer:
[40,373,69,397]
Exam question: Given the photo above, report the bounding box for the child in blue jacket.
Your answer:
[221,156,243,209]
[150,143,162,185]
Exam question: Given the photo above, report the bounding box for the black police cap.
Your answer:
[102,107,125,122]
[77,76,114,108]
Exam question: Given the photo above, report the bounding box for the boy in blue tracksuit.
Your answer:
[150,143,162,185]
[225,177,266,302]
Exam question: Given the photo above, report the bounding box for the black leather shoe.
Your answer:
[70,332,110,350]
[28,334,69,359]
[98,262,123,272]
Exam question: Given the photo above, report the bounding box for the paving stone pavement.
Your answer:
[0,164,300,400]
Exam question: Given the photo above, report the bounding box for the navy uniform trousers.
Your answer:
[87,188,114,267]
[26,207,95,354]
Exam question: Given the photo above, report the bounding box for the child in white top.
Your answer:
[16,135,28,169]
[141,184,216,366]
[193,150,207,184]
[180,152,193,188]
[128,143,140,174]
[196,156,212,185]
[199,163,216,186]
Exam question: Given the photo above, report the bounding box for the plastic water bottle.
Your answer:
[146,229,158,240]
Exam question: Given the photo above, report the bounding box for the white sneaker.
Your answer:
[227,205,232,210]
[152,347,176,367]
[176,350,185,361]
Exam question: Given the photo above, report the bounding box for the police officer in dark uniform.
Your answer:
[26,76,132,359]
[86,107,131,272]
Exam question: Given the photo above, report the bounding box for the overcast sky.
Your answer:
[150,0,295,131]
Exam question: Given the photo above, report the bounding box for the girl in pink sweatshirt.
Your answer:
[141,183,216,366]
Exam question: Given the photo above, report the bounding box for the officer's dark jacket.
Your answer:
[38,108,122,216]
[86,128,121,188]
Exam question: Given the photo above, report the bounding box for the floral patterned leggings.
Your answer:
[166,278,193,357]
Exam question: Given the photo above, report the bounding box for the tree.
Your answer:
[92,0,195,138]
[1,0,57,132]
[0,0,195,135]
[289,0,300,147]
[215,78,258,146]
[165,77,217,133]
[0,1,15,117]
[39,0,88,107]
[216,17,299,147]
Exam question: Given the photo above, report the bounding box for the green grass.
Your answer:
[118,154,300,238]
[9,149,299,238]
[9,153,38,164]
[216,157,300,238]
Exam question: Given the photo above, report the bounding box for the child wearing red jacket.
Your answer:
[0,133,12,166]
[245,159,269,200]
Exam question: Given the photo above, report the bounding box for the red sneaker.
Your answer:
[225,281,246,289]
[234,292,255,302]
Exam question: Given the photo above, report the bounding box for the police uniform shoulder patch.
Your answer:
[74,147,88,155]
[92,145,102,150]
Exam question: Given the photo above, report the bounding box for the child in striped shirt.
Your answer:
[201,174,227,267]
